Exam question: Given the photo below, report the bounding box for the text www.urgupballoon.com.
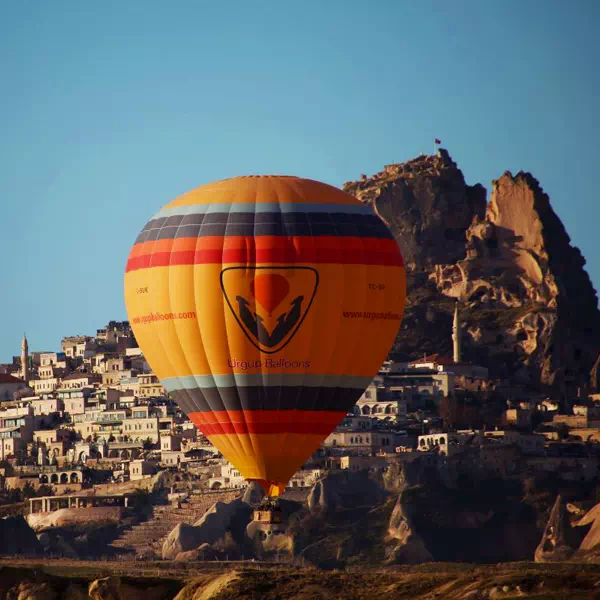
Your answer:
[132,311,197,325]
[342,311,402,320]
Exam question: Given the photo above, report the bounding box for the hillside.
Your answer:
[2,560,600,599]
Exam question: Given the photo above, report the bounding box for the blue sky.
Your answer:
[0,0,597,361]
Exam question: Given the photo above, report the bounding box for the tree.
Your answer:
[130,487,152,514]
[556,423,570,440]
[6,488,22,503]
[36,484,54,497]
[21,481,37,500]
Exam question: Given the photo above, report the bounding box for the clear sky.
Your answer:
[1,0,597,361]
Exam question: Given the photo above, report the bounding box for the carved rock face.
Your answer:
[344,154,600,392]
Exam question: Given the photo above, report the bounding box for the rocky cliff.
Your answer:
[344,151,600,395]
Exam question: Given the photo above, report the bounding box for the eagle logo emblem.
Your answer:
[220,266,319,354]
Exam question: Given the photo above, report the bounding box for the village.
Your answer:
[1,310,600,559]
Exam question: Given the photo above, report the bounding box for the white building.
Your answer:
[208,461,246,490]
[356,383,407,420]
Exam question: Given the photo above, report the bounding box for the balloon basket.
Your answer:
[253,497,283,525]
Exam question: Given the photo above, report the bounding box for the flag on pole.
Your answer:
[435,138,441,145]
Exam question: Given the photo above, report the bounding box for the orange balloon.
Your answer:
[124,175,406,497]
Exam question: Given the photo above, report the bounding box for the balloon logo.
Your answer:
[251,274,290,315]
[124,175,406,497]
[221,266,318,354]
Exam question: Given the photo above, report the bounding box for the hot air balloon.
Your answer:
[124,176,405,497]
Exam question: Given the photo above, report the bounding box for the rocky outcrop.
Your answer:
[344,150,486,270]
[0,568,178,600]
[387,491,433,564]
[306,471,385,512]
[53,534,78,559]
[173,572,240,600]
[174,543,218,561]
[246,499,304,558]
[246,520,294,556]
[27,507,125,532]
[0,516,41,556]
[7,581,57,600]
[344,152,600,393]
[88,577,173,600]
[574,502,600,552]
[534,495,577,562]
[307,477,340,512]
[241,481,265,507]
[162,497,251,559]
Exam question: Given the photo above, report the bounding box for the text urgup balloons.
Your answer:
[124,176,405,496]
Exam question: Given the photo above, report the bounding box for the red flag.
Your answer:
[435,138,441,145]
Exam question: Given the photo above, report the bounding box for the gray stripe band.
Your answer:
[163,374,372,392]
[152,201,374,220]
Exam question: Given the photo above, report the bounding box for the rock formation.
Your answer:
[88,576,173,600]
[306,471,385,512]
[574,502,600,553]
[246,499,304,558]
[387,491,433,564]
[534,495,577,562]
[306,477,340,512]
[0,516,41,556]
[241,481,265,507]
[162,497,250,559]
[344,151,600,394]
[27,506,125,532]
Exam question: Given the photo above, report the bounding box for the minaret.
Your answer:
[21,333,29,383]
[452,303,461,364]
[37,444,47,466]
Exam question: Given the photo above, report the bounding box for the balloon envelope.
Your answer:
[124,176,405,496]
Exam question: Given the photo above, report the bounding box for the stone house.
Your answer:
[130,459,156,481]
[0,374,28,401]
